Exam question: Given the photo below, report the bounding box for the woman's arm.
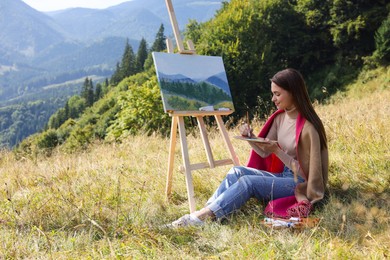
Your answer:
[274,148,304,177]
[248,142,270,158]
[248,119,278,158]
[252,141,304,177]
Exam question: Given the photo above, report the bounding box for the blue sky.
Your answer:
[22,0,132,12]
[153,52,226,80]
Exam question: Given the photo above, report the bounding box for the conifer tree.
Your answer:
[374,16,390,65]
[65,101,70,119]
[81,77,94,107]
[136,38,148,72]
[120,39,136,78]
[95,83,102,101]
[87,79,94,107]
[110,62,122,85]
[81,77,89,100]
[151,24,166,52]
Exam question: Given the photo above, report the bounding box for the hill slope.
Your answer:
[0,66,388,258]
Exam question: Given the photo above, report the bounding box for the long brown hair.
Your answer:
[271,68,327,149]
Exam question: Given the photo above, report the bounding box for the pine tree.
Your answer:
[136,38,148,72]
[65,101,70,119]
[120,39,136,78]
[151,24,166,52]
[81,77,94,107]
[374,16,390,65]
[110,62,122,85]
[95,83,102,101]
[110,39,137,85]
[81,77,89,100]
[87,78,94,107]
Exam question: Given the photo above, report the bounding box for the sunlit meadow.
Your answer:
[0,67,389,258]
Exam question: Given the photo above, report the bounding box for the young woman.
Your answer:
[171,68,329,227]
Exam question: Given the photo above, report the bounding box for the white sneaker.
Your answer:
[171,214,204,227]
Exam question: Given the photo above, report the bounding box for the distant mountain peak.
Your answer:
[0,0,66,56]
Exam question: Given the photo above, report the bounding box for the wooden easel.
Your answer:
[164,0,240,213]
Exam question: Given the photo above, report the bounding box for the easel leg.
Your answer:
[215,115,240,166]
[165,116,178,198]
[178,116,196,213]
[196,116,215,168]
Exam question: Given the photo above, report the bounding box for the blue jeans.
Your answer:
[206,166,304,219]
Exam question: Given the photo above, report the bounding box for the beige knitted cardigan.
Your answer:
[294,120,328,203]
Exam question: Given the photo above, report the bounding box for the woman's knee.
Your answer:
[227,166,249,178]
[237,175,254,191]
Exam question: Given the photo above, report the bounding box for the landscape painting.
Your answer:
[152,52,234,113]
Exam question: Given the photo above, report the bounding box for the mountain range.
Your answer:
[0,0,225,148]
[0,0,225,105]
[159,71,231,96]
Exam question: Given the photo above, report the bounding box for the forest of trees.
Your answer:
[185,0,389,117]
[12,0,390,156]
[0,100,65,148]
[45,24,167,133]
[0,25,166,149]
[160,80,232,106]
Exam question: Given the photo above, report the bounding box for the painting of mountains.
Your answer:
[152,52,234,112]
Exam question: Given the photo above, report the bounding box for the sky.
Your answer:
[22,0,133,12]
[153,52,226,80]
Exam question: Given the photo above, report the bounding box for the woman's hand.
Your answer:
[252,140,279,154]
[239,123,253,138]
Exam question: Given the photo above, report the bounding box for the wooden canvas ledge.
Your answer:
[167,110,233,117]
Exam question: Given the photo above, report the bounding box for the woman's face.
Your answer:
[271,82,295,110]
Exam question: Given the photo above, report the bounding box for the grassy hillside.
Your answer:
[0,67,388,258]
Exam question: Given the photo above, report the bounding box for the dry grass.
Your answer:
[0,67,389,258]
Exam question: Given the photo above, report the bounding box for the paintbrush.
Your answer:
[246,111,251,138]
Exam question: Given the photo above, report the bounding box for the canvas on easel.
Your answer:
[152,52,234,113]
